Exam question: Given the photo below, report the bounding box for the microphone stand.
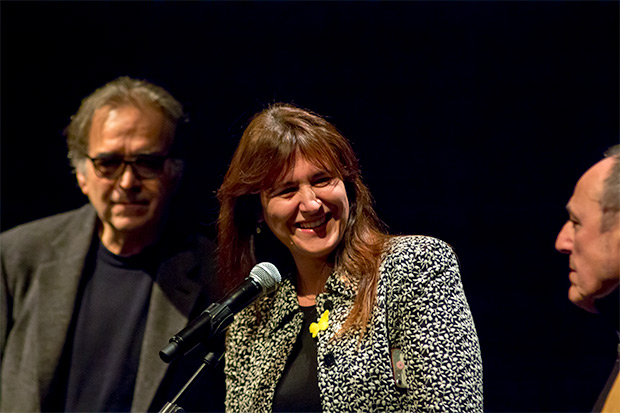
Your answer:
[159,304,233,412]
[159,349,224,413]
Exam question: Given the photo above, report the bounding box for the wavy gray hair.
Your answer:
[66,76,185,172]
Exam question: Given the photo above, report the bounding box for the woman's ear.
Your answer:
[253,207,265,235]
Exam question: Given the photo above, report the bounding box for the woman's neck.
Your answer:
[294,257,333,306]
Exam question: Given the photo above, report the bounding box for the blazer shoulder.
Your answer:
[1,205,96,263]
[2,205,94,242]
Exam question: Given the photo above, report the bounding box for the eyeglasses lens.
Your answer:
[134,157,167,178]
[91,156,167,179]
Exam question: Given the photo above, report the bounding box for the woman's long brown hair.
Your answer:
[217,103,390,336]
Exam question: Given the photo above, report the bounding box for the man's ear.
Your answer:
[76,166,88,195]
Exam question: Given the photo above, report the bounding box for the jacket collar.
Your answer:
[261,269,358,335]
[264,279,300,334]
[324,270,357,300]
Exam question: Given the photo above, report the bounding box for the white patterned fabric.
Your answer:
[225,236,483,412]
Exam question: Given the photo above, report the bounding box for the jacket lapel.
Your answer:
[36,205,97,401]
[132,247,203,412]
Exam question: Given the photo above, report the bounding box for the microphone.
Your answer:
[159,262,281,363]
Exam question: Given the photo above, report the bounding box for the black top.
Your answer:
[64,241,156,412]
[273,305,322,412]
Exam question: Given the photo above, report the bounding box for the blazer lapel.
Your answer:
[132,247,203,412]
[36,205,97,401]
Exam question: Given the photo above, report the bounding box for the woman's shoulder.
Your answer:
[379,235,460,283]
[384,235,456,259]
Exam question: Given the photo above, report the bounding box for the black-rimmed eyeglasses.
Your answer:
[86,154,171,180]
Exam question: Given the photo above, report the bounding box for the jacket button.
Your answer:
[323,352,336,367]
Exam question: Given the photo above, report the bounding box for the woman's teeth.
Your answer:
[298,215,327,229]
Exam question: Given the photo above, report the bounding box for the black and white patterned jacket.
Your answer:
[224,236,483,412]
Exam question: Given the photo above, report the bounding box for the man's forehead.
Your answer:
[89,104,174,147]
[91,105,114,126]
[569,158,613,214]
[91,103,163,126]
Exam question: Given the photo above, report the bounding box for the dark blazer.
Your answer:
[1,204,222,412]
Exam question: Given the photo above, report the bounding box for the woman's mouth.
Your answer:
[297,214,329,230]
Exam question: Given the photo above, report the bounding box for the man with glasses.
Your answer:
[0,77,224,411]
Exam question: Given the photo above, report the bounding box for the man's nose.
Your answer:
[555,221,573,254]
[298,186,321,212]
[117,163,141,190]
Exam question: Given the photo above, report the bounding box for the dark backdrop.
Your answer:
[2,2,618,412]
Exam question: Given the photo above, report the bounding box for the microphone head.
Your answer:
[249,262,282,293]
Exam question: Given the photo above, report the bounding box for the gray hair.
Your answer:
[601,144,620,232]
[66,76,185,172]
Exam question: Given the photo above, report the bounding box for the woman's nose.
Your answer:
[298,186,322,212]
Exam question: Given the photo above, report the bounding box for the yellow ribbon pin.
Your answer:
[309,310,330,338]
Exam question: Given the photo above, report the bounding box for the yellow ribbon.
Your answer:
[309,310,330,338]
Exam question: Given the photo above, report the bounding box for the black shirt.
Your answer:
[64,241,156,412]
[273,305,322,412]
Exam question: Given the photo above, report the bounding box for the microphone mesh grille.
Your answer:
[250,262,282,291]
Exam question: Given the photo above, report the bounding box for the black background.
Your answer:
[2,2,619,412]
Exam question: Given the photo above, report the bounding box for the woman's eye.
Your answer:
[313,177,333,187]
[275,187,296,197]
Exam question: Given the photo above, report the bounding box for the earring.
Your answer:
[256,222,263,234]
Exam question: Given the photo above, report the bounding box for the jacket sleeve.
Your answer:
[385,236,483,412]
[0,235,11,365]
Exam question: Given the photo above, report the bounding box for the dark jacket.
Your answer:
[1,204,224,412]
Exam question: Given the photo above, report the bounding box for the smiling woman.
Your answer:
[216,103,484,412]
[260,156,350,281]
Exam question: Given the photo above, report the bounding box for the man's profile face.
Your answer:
[76,104,179,246]
[555,157,620,313]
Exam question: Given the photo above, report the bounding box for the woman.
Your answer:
[217,103,483,412]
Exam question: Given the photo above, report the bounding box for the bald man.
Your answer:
[556,144,620,412]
